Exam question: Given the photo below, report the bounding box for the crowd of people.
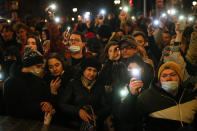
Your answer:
[0,6,197,131]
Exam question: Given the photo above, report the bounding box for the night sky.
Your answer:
[17,0,194,18]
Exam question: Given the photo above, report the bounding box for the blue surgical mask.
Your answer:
[161,81,179,94]
[68,45,80,53]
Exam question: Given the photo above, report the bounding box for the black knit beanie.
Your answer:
[81,58,102,72]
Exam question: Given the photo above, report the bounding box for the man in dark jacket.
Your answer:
[116,62,197,131]
[3,47,55,120]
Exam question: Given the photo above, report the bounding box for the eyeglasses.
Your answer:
[120,45,136,50]
[69,38,81,43]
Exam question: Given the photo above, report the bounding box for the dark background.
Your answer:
[0,0,195,18]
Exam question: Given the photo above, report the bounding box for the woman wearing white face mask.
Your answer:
[114,62,197,131]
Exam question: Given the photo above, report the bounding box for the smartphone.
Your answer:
[178,18,186,31]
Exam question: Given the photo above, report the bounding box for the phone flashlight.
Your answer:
[67,26,71,31]
[179,15,185,21]
[50,4,56,10]
[188,17,194,22]
[54,17,60,23]
[193,1,197,6]
[84,12,90,20]
[130,68,141,80]
[153,20,160,27]
[161,13,167,18]
[123,6,129,12]
[100,9,106,15]
[120,86,129,98]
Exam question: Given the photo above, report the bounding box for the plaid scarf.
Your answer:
[81,76,96,90]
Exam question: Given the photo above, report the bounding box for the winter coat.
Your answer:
[3,64,51,120]
[185,31,197,66]
[115,82,197,131]
[43,71,70,124]
[58,77,110,128]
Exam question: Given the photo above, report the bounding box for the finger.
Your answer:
[50,80,54,85]
[130,78,137,82]
[54,77,61,83]
[86,113,92,120]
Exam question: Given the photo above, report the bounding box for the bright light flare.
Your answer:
[50,4,56,10]
[123,6,129,12]
[100,9,106,15]
[161,13,167,18]
[193,1,197,6]
[179,15,185,20]
[131,16,135,20]
[54,17,60,23]
[120,87,129,98]
[188,16,194,22]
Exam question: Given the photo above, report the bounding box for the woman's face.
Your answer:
[48,58,63,76]
[108,45,120,61]
[83,67,98,81]
[127,62,142,72]
[27,38,37,50]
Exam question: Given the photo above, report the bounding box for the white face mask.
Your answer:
[30,68,44,78]
[68,45,80,54]
[161,81,179,94]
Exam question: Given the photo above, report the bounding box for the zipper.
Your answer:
[160,89,185,127]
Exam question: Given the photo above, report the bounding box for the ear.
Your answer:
[82,42,86,47]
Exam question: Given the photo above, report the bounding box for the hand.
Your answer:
[79,109,92,122]
[50,77,61,95]
[45,6,54,20]
[41,102,56,115]
[129,78,144,95]
[193,24,197,32]
[147,24,154,36]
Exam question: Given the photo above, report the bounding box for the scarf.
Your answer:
[81,76,96,90]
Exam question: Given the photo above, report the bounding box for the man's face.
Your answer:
[83,67,98,81]
[134,35,145,46]
[120,42,138,59]
[17,28,27,40]
[162,33,171,46]
[160,69,180,85]
[1,28,13,41]
[69,34,85,52]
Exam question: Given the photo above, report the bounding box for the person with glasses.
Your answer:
[133,30,161,68]
[119,35,139,65]
[65,31,86,79]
